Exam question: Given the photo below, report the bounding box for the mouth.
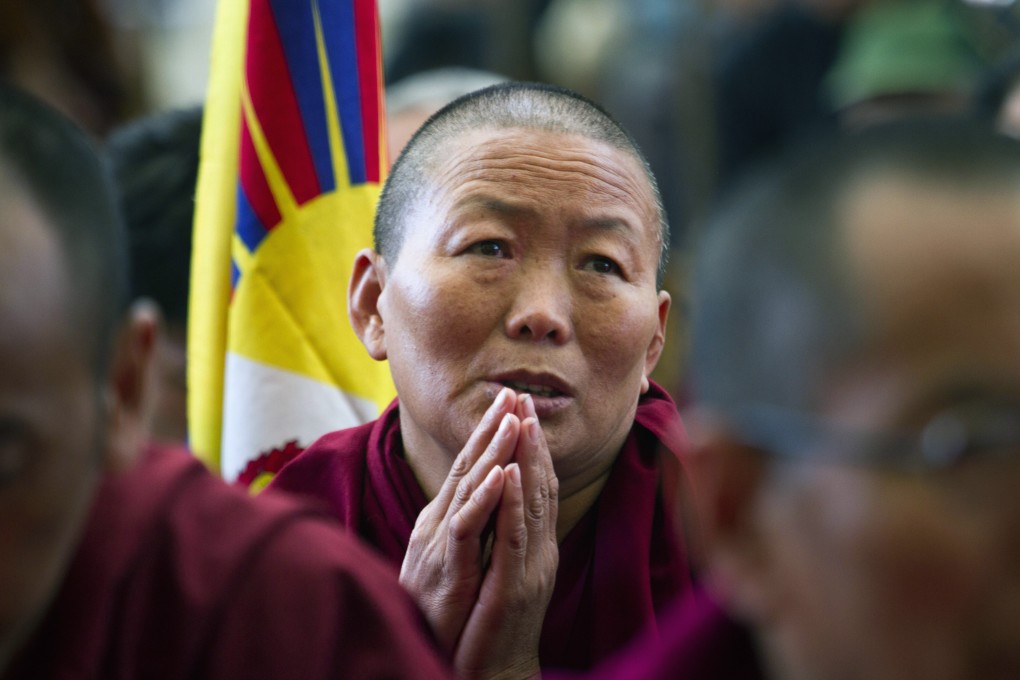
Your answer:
[490,371,574,413]
[501,379,564,399]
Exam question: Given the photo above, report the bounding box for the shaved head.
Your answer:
[692,118,1020,415]
[375,82,670,285]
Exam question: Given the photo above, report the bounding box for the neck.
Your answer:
[403,436,450,503]
[554,469,611,541]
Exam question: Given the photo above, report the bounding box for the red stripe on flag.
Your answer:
[353,0,382,184]
[246,0,321,204]
[240,119,282,231]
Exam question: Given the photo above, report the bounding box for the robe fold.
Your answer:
[5,445,450,680]
[270,382,694,671]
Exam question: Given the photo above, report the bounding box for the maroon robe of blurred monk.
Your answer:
[5,446,451,680]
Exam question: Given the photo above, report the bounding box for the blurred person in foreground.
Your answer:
[578,119,1020,680]
[106,107,201,445]
[0,84,451,680]
[270,82,692,674]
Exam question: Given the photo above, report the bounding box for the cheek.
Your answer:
[578,294,660,381]
[0,462,99,651]
[868,467,1020,671]
[0,369,102,650]
[767,470,993,678]
[382,269,498,391]
[853,480,1004,678]
[860,485,985,615]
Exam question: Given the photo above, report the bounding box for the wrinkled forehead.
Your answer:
[419,126,660,236]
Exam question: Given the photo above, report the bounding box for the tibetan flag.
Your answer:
[189,0,395,485]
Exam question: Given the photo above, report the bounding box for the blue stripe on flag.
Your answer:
[235,184,270,252]
[267,0,336,194]
[317,0,366,185]
[230,259,241,288]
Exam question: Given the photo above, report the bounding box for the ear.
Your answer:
[640,290,671,394]
[102,300,159,473]
[348,248,388,361]
[684,409,775,623]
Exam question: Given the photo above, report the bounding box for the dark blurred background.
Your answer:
[7,0,1018,394]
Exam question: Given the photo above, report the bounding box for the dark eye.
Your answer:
[583,255,622,276]
[918,404,1020,467]
[467,240,508,258]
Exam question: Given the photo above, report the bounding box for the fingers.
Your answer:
[517,395,557,483]
[448,397,559,680]
[453,462,553,679]
[483,398,560,589]
[515,397,559,546]
[447,464,504,557]
[484,463,528,586]
[432,387,517,512]
[469,463,527,618]
[448,413,521,523]
[400,389,522,655]
[403,463,508,655]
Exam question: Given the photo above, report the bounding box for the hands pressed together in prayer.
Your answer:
[400,388,559,680]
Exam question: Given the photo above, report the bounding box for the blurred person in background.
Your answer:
[386,67,509,162]
[710,0,1012,190]
[0,0,134,136]
[385,0,552,84]
[975,46,1020,136]
[106,107,201,445]
[825,0,983,128]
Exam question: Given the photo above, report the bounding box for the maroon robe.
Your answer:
[5,445,450,680]
[550,588,765,680]
[269,382,694,671]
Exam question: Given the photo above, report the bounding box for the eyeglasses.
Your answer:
[726,400,1020,471]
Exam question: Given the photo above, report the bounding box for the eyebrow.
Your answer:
[579,215,636,234]
[457,195,640,234]
[456,196,535,219]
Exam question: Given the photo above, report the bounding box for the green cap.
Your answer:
[826,0,984,109]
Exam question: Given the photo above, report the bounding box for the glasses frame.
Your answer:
[725,401,1020,472]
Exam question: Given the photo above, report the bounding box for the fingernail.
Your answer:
[485,466,502,488]
[527,417,540,444]
[506,463,521,486]
[494,387,511,411]
[497,413,513,438]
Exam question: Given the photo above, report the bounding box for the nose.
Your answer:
[504,269,574,344]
